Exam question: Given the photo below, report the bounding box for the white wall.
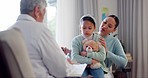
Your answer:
[98,0,117,24]
[0,0,20,31]
[98,0,117,35]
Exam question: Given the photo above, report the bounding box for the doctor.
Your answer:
[10,0,71,77]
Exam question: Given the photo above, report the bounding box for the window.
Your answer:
[47,0,57,38]
[0,0,20,31]
[0,0,57,39]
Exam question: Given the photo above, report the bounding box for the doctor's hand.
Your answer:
[61,47,71,55]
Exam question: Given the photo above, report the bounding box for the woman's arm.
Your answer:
[101,36,128,68]
[107,39,128,68]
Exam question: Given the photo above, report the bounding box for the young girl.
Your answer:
[71,15,107,78]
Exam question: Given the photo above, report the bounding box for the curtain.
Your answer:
[117,0,148,78]
[56,0,99,48]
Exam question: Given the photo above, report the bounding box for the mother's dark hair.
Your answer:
[108,15,119,29]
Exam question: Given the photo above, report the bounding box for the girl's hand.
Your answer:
[91,59,98,64]
[80,51,87,56]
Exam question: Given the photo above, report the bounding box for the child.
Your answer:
[71,15,107,78]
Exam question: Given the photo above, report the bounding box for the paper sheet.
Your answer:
[66,64,87,77]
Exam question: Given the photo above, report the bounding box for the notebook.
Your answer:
[66,63,87,77]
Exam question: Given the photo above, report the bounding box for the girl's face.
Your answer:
[80,20,96,37]
[99,17,116,36]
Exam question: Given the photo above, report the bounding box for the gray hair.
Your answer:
[20,0,47,14]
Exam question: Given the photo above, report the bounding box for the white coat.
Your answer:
[11,14,67,78]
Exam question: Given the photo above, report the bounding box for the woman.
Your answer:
[99,15,128,77]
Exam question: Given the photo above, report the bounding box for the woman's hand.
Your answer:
[99,37,108,53]
[80,51,87,56]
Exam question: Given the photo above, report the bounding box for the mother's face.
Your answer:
[99,17,116,36]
